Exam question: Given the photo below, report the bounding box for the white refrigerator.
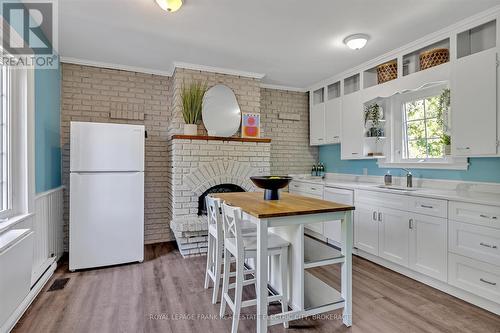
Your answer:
[69,122,145,271]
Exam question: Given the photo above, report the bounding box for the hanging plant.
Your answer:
[364,103,382,127]
[436,88,451,151]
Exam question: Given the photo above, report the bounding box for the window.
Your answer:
[402,94,444,160]
[378,83,468,170]
[0,66,11,218]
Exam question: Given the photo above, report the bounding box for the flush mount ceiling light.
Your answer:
[155,0,183,13]
[343,34,369,50]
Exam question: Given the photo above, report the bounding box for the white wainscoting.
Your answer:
[32,187,64,285]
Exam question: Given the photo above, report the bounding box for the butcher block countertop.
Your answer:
[212,192,355,218]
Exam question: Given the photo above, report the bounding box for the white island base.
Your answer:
[245,210,353,332]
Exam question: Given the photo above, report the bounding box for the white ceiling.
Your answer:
[60,0,500,89]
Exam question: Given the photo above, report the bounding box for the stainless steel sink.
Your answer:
[376,185,418,191]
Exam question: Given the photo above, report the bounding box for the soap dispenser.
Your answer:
[384,171,392,186]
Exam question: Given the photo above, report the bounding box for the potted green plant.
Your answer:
[181,82,207,135]
[437,88,451,155]
[364,103,384,139]
[364,103,382,127]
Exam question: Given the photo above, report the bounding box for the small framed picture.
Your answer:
[241,112,260,138]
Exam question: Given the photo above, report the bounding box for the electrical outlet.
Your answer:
[363,168,368,176]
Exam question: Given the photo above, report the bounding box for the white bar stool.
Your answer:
[220,202,290,333]
[204,196,256,304]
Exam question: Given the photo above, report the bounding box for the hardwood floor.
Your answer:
[13,243,500,333]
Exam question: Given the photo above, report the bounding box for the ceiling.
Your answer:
[60,0,500,89]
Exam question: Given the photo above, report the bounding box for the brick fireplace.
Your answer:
[168,135,271,257]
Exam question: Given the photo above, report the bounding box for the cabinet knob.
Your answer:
[457,147,471,150]
[378,212,382,222]
[373,211,377,221]
[420,204,433,209]
[409,219,414,229]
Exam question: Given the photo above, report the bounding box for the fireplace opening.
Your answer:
[198,184,245,215]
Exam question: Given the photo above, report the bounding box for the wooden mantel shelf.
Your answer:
[172,134,271,143]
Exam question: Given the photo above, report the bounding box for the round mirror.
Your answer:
[202,85,241,137]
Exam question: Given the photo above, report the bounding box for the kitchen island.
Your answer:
[213,192,355,333]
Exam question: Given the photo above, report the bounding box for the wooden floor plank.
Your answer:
[12,242,500,333]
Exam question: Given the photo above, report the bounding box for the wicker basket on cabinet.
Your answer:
[376,60,398,84]
[419,48,449,70]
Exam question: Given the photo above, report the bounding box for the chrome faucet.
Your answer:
[402,168,413,188]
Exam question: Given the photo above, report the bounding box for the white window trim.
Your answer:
[378,82,469,171]
[0,18,36,226]
[0,68,35,224]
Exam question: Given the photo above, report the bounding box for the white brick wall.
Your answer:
[168,68,261,137]
[61,63,173,248]
[261,88,319,175]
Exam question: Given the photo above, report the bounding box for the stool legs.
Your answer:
[212,237,223,304]
[231,255,245,333]
[280,247,289,328]
[204,234,213,290]
[220,248,231,318]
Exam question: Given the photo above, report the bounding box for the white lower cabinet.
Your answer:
[354,205,379,255]
[448,253,500,303]
[449,220,500,265]
[323,187,354,245]
[378,207,410,267]
[355,191,448,281]
[409,214,448,282]
[289,181,324,235]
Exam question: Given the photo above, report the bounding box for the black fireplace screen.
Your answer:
[198,184,245,215]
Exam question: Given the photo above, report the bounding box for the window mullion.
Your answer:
[423,98,429,159]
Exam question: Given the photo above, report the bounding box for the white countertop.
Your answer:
[291,176,500,207]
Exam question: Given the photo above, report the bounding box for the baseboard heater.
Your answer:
[0,229,34,329]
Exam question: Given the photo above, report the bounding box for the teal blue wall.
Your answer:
[2,1,62,192]
[35,63,61,193]
[319,144,500,183]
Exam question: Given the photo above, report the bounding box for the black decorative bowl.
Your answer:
[250,176,293,200]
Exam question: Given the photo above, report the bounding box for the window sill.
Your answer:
[0,213,34,234]
[377,158,469,170]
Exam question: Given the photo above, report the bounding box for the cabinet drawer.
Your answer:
[304,184,324,197]
[408,196,447,218]
[448,253,500,304]
[449,221,500,265]
[449,201,500,229]
[355,189,409,211]
[289,181,323,197]
[289,181,304,193]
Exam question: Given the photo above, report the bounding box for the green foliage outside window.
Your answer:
[403,89,450,159]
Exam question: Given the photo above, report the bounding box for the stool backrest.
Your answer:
[221,202,244,253]
[206,196,223,239]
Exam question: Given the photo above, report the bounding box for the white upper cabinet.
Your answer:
[452,48,498,156]
[309,83,341,146]
[308,16,500,160]
[310,88,326,145]
[341,90,364,159]
[325,82,342,143]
